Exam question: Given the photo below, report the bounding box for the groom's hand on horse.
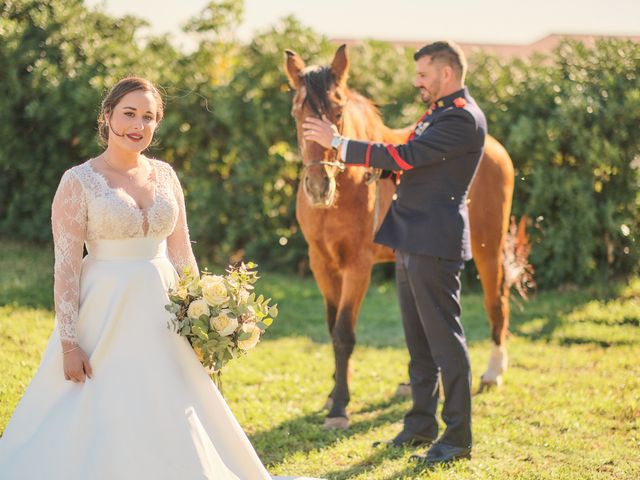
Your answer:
[302,115,338,149]
[63,344,93,383]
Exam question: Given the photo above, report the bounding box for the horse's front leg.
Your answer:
[325,263,372,429]
[323,300,338,410]
[308,250,342,410]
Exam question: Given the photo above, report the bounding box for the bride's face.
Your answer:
[106,90,159,153]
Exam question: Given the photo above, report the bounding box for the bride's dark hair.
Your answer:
[97,77,164,144]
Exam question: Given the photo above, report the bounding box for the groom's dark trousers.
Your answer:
[343,87,486,449]
[396,251,471,447]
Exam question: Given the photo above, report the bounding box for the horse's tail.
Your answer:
[503,215,535,300]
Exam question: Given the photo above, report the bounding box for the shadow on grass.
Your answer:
[322,455,465,480]
[319,446,407,480]
[584,316,640,327]
[509,299,576,342]
[556,337,636,348]
[509,287,639,348]
[254,395,408,467]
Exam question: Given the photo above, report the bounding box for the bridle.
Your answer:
[295,67,382,230]
[301,105,346,173]
[299,68,346,175]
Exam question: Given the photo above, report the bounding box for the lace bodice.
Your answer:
[51,158,198,343]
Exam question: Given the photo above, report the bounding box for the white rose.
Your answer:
[200,275,229,307]
[210,310,238,337]
[237,322,261,350]
[187,299,210,320]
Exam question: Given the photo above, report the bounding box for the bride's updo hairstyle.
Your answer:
[97,76,164,145]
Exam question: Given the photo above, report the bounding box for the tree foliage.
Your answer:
[1,0,638,286]
[468,40,640,285]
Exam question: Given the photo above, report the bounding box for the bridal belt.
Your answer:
[85,238,168,261]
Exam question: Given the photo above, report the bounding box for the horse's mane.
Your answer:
[302,66,389,142]
[302,66,334,117]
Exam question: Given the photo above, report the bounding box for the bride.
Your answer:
[0,77,314,480]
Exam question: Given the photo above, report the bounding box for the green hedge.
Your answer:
[1,0,638,286]
[468,41,640,285]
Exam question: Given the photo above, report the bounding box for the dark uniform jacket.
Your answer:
[344,87,486,261]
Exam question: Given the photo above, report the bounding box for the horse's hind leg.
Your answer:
[325,263,372,429]
[474,244,510,391]
[468,140,514,391]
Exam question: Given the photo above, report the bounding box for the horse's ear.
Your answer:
[285,49,305,90]
[331,44,349,86]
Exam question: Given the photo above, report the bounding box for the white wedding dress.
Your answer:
[0,159,310,480]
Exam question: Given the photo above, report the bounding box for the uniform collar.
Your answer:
[430,87,469,113]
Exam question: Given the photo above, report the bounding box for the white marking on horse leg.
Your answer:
[481,343,508,386]
[324,416,349,430]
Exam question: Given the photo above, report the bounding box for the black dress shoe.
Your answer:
[372,430,435,448]
[410,442,471,466]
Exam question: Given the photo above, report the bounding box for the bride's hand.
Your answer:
[62,343,93,383]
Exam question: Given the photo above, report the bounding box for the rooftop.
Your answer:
[331,33,640,58]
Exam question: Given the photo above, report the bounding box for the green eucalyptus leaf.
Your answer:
[238,331,252,341]
[192,325,209,341]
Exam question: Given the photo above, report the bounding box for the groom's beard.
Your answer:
[419,79,442,106]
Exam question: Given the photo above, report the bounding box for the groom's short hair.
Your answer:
[414,41,467,83]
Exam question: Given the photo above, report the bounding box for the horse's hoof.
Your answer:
[395,382,412,397]
[477,375,502,394]
[322,397,333,411]
[324,416,349,430]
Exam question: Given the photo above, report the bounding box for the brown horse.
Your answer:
[285,45,528,429]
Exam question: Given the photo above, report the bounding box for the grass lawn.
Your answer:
[1,240,639,479]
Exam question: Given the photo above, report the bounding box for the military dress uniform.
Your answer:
[342,87,486,449]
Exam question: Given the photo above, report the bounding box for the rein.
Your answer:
[302,159,345,172]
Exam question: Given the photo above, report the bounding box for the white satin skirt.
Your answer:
[0,238,273,480]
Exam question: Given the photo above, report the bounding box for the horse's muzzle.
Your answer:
[303,170,337,208]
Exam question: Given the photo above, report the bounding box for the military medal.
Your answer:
[415,121,430,136]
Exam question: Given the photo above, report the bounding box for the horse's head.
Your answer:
[284,45,350,208]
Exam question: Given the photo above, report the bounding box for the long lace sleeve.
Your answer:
[167,167,199,277]
[51,169,87,345]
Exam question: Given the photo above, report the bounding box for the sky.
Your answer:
[85,0,639,50]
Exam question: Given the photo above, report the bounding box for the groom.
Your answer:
[302,41,485,466]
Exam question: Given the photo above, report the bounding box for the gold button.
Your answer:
[392,194,398,200]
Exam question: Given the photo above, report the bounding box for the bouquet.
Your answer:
[165,262,278,392]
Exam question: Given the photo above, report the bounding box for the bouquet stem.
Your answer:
[211,371,223,396]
